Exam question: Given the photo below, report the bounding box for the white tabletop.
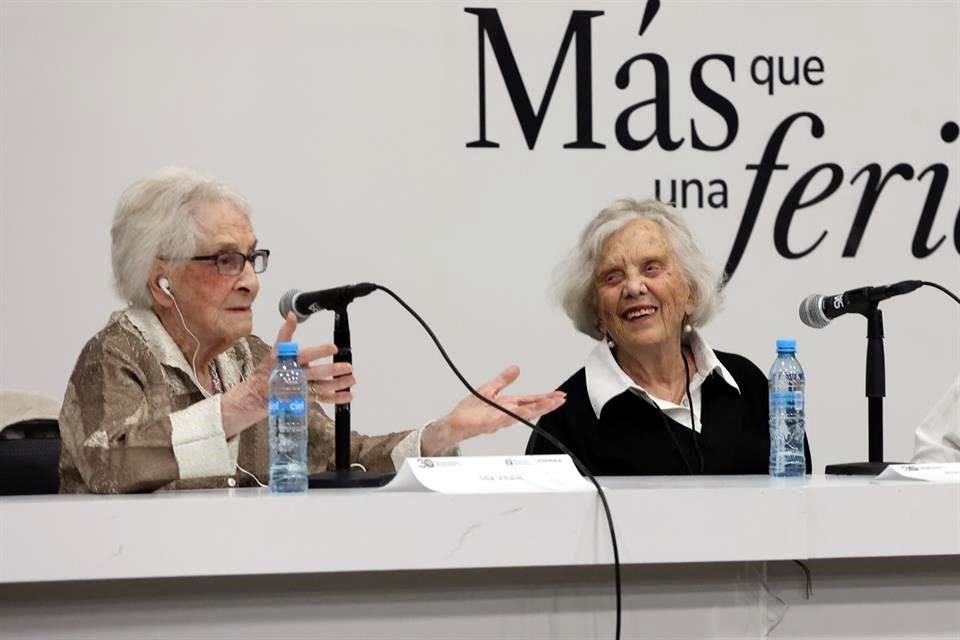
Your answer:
[1,475,957,584]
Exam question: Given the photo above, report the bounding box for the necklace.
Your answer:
[208,361,224,394]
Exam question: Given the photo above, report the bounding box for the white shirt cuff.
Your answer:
[169,395,234,480]
[389,422,461,470]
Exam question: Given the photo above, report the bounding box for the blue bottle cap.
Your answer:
[776,338,797,352]
[277,341,299,358]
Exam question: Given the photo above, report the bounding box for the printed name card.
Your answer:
[382,455,593,494]
[875,462,960,483]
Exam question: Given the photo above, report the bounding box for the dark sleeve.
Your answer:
[526,370,588,461]
[525,409,565,455]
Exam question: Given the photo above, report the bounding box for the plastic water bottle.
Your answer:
[769,338,806,477]
[269,341,309,493]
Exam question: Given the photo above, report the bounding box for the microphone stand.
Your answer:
[825,302,903,475]
[308,305,395,489]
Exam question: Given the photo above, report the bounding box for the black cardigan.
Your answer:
[526,350,813,475]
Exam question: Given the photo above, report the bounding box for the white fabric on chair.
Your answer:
[0,390,61,435]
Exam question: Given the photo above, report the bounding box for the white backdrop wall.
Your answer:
[1,1,957,469]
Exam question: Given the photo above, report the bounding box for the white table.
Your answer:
[1,476,958,639]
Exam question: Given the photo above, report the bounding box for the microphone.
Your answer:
[799,280,922,328]
[279,283,377,322]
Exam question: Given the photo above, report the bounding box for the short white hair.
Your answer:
[110,167,252,307]
[556,198,724,341]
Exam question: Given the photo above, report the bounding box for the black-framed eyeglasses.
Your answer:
[190,249,270,276]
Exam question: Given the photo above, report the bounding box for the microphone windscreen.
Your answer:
[798,294,830,329]
[278,289,308,323]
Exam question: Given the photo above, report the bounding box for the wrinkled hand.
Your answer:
[246,312,355,406]
[223,313,355,438]
[421,366,566,455]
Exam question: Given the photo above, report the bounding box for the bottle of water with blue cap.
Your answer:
[769,338,806,477]
[269,341,309,493]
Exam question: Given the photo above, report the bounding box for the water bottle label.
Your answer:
[269,396,307,417]
[772,391,804,410]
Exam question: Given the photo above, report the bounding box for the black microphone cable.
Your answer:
[682,350,704,474]
[655,343,704,475]
[920,281,960,306]
[372,284,623,640]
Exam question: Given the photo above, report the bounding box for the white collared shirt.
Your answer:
[584,330,741,433]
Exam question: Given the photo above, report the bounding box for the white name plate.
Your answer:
[382,454,593,494]
[875,462,960,483]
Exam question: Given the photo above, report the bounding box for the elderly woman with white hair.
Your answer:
[59,168,565,494]
[527,199,812,475]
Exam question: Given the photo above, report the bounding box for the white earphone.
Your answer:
[154,273,267,488]
[158,277,173,298]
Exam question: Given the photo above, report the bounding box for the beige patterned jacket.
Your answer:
[59,308,421,493]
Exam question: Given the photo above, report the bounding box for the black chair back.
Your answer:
[0,419,61,495]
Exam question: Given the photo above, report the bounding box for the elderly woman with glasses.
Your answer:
[526,199,811,475]
[59,168,565,493]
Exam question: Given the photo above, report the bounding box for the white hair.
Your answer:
[556,198,724,341]
[110,167,252,308]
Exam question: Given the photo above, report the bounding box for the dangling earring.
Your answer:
[603,331,615,348]
[682,314,693,335]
